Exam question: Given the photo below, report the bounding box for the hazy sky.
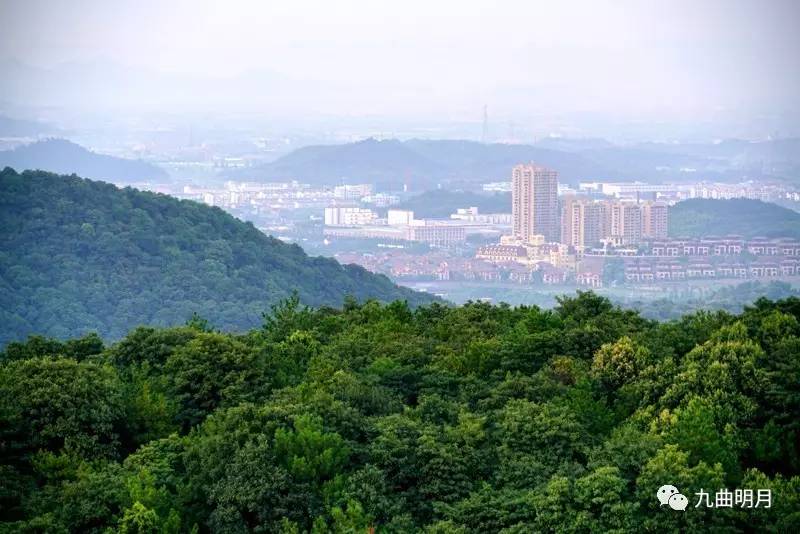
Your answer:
[1,0,798,126]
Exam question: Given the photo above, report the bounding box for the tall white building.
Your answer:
[387,209,415,226]
[512,163,559,243]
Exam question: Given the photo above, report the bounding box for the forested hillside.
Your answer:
[1,293,798,532]
[0,168,432,345]
[669,198,800,239]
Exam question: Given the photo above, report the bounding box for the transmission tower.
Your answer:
[481,104,489,144]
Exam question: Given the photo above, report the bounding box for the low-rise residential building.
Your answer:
[575,257,604,288]
[387,209,415,226]
[324,225,406,240]
[475,245,528,263]
[506,263,536,283]
[781,260,799,275]
[538,262,568,284]
[361,193,400,207]
[406,224,467,246]
[333,184,373,200]
[576,271,602,287]
[451,207,512,225]
[650,237,800,258]
[324,206,377,226]
[621,256,799,283]
[748,239,780,256]
[750,262,780,277]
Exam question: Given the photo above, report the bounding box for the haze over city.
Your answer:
[2,0,800,140]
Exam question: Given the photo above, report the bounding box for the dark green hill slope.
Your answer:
[669,198,800,238]
[0,168,433,345]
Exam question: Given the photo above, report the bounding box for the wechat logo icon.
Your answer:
[658,484,688,511]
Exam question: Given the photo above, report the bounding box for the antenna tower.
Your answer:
[481,105,489,143]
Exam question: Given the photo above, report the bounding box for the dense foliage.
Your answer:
[0,168,432,345]
[2,292,798,532]
[669,198,800,239]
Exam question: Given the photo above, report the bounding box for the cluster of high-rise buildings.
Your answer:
[509,163,668,249]
[561,196,668,247]
[315,162,799,290]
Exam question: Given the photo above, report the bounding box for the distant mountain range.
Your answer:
[0,168,433,345]
[240,137,800,189]
[242,138,601,188]
[0,139,167,183]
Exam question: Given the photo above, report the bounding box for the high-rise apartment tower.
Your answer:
[511,163,559,243]
[561,197,604,248]
[605,201,642,245]
[641,201,669,239]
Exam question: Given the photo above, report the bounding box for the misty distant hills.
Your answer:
[257,138,445,188]
[243,137,800,189]
[528,137,616,152]
[0,138,167,182]
[245,138,605,188]
[669,198,800,239]
[638,138,800,178]
[638,138,800,160]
